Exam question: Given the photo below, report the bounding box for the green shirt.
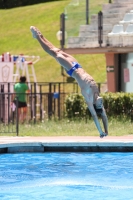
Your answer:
[14,83,29,102]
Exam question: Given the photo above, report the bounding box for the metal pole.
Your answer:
[60,13,65,49]
[60,14,63,49]
[98,11,103,47]
[34,82,36,124]
[16,97,19,136]
[39,85,42,121]
[48,83,52,119]
[8,83,10,124]
[86,0,89,24]
[58,83,61,120]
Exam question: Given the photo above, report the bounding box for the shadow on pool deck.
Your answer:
[0,135,133,153]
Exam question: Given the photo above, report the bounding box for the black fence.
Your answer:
[0,81,106,135]
[0,82,79,135]
[0,82,79,93]
[0,91,73,135]
[0,92,19,135]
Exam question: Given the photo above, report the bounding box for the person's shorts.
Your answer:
[14,100,27,108]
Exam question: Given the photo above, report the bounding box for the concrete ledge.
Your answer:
[1,139,133,153]
[44,146,133,152]
[8,146,44,153]
[0,148,7,153]
[63,47,133,54]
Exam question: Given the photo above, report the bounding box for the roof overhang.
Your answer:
[62,47,133,54]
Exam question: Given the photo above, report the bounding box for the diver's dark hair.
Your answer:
[20,76,26,83]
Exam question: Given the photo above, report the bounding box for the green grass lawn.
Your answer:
[19,117,133,137]
[0,117,132,137]
[0,0,108,83]
[0,0,130,137]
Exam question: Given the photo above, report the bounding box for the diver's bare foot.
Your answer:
[100,132,108,138]
[30,26,43,39]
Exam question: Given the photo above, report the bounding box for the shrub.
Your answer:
[64,93,88,119]
[65,92,133,119]
[101,92,133,117]
[0,0,62,9]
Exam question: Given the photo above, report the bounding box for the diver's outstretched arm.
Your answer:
[88,103,107,138]
[101,108,108,135]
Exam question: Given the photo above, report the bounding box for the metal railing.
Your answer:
[0,91,73,135]
[98,11,103,47]
[0,82,79,135]
[0,81,106,135]
[0,93,19,135]
[0,82,79,94]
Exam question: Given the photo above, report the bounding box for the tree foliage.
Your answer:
[65,92,133,119]
[0,0,62,9]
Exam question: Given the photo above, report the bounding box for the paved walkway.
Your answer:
[0,136,133,152]
[1,135,133,144]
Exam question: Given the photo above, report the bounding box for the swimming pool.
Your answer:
[0,152,133,200]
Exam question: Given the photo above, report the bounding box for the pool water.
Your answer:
[0,152,133,200]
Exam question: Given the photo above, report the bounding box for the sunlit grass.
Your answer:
[1,117,132,137]
[20,117,133,137]
[0,0,108,83]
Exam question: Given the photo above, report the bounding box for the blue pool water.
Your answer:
[0,152,133,200]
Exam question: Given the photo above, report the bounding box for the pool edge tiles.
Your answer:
[0,142,44,153]
[0,140,133,153]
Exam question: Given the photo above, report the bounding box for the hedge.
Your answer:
[0,0,62,9]
[64,92,133,119]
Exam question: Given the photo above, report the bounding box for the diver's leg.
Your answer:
[30,26,77,63]
[30,26,60,57]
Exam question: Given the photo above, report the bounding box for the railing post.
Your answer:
[30,85,33,120]
[48,83,52,119]
[60,13,65,49]
[16,97,19,136]
[34,82,36,124]
[98,11,103,47]
[97,83,101,93]
[39,85,42,121]
[86,0,89,24]
[8,83,10,124]
[58,83,61,120]
[53,84,56,119]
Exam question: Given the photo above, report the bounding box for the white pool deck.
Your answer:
[0,135,133,152]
